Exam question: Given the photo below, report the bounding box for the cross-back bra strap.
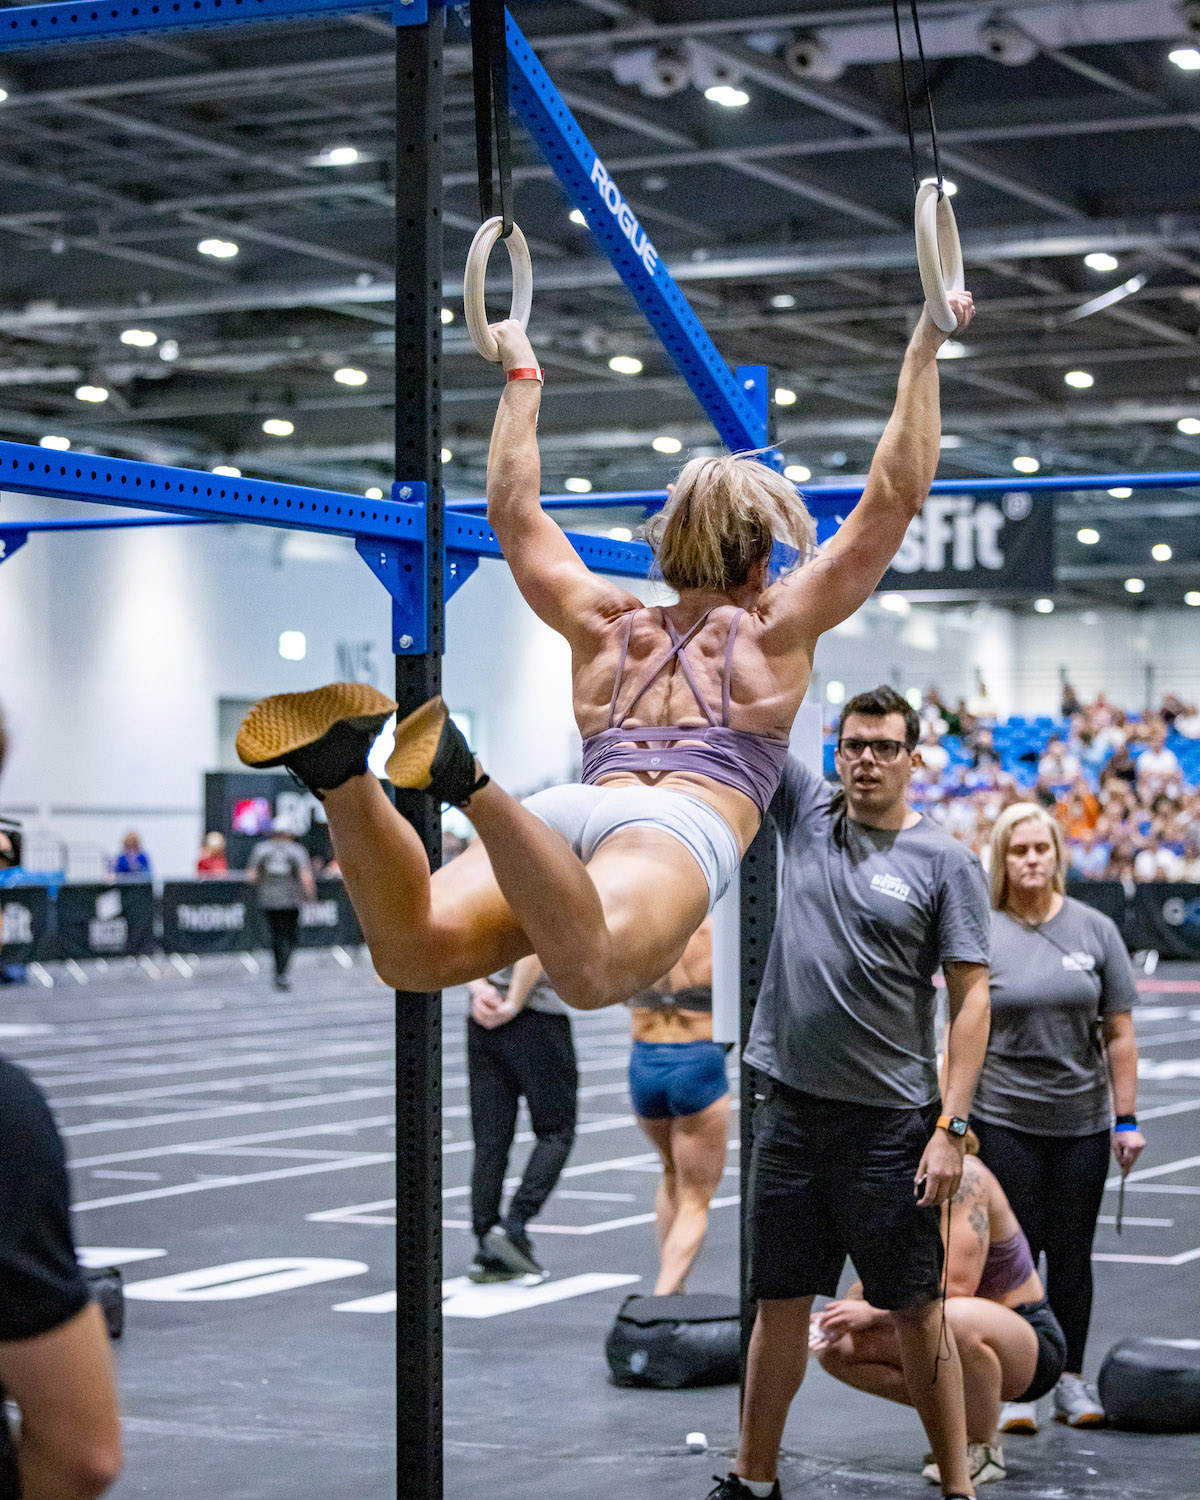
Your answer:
[721,608,745,727]
[614,607,719,728]
[606,609,640,727]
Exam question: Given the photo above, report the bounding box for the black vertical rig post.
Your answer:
[739,816,777,1378]
[395,15,444,1500]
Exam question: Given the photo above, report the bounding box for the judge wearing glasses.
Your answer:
[711,685,992,1500]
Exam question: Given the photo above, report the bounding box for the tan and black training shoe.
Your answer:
[235,683,397,797]
[385,696,489,808]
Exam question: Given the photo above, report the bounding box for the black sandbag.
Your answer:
[84,1265,125,1340]
[605,1293,740,1389]
[1099,1336,1200,1433]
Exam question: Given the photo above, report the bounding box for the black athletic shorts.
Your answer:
[1013,1297,1067,1402]
[746,1081,944,1311]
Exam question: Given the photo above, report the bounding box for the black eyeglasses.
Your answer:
[837,737,909,764]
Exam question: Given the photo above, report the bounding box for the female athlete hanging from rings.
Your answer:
[236,294,973,1012]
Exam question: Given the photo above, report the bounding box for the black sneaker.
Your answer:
[705,1477,781,1500]
[384,697,489,808]
[467,1249,524,1284]
[236,683,397,797]
[482,1225,543,1278]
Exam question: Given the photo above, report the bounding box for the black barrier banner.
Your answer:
[0,885,49,963]
[55,882,155,960]
[162,880,253,954]
[1128,883,1200,961]
[879,491,1054,595]
[296,879,362,949]
[1066,879,1128,938]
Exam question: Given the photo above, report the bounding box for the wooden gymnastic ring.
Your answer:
[915,182,964,334]
[463,216,533,363]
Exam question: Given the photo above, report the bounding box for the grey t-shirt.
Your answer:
[744,757,991,1109]
[247,838,312,910]
[973,898,1138,1137]
[488,965,570,1017]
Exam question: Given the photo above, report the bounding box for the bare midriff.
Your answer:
[593,769,762,852]
[629,1004,714,1045]
[996,1268,1044,1310]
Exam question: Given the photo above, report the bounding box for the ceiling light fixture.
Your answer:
[1083,251,1119,272]
[1012,455,1040,473]
[333,367,368,386]
[1169,47,1200,69]
[1064,370,1094,388]
[0,89,8,103]
[774,387,797,406]
[278,630,307,661]
[120,328,157,347]
[74,384,108,402]
[440,307,454,325]
[197,237,238,258]
[652,435,682,453]
[1124,577,1146,594]
[314,145,360,165]
[211,464,241,477]
[704,84,750,106]
[1152,542,1173,562]
[1062,273,1148,323]
[1107,487,1132,498]
[608,526,634,541]
[262,418,294,436]
[878,593,911,616]
[568,209,586,225]
[564,477,592,493]
[39,435,70,450]
[159,339,179,362]
[783,464,811,482]
[365,487,384,499]
[1034,598,1054,613]
[608,355,643,375]
[936,341,966,359]
[1178,417,1200,435]
[1076,527,1100,545]
[1186,591,1200,606]
[441,447,453,463]
[940,434,963,449]
[771,293,796,309]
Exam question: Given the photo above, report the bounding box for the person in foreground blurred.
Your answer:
[815,1139,1066,1488]
[973,802,1143,1431]
[628,918,729,1294]
[0,707,122,1500]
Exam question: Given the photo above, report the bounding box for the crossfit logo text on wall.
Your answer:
[589,158,659,277]
[890,495,1009,573]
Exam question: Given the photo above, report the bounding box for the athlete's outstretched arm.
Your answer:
[760,290,975,649]
[486,319,638,639]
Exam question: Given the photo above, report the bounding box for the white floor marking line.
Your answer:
[77,1247,167,1268]
[188,1146,372,1161]
[127,1258,369,1302]
[441,1195,741,1236]
[0,1023,53,1037]
[1093,1247,1200,1266]
[334,1273,641,1318]
[1108,1151,1200,1188]
[1138,1098,1200,1121]
[68,1113,397,1169]
[1139,1060,1200,1080]
[555,1191,638,1202]
[73,1153,395,1212]
[1136,1028,1200,1050]
[60,1084,396,1138]
[90,1169,163,1181]
[38,1039,390,1091]
[49,1059,392,1108]
[1097,1215,1175,1227]
[1113,1184,1200,1195]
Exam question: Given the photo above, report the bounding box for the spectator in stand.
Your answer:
[1160,692,1184,729]
[1105,742,1137,786]
[1061,681,1081,718]
[196,832,227,876]
[0,705,123,1500]
[246,821,317,992]
[969,676,997,718]
[111,831,150,877]
[1136,725,1180,796]
[1037,739,1080,795]
[1068,826,1110,881]
[921,688,949,737]
[918,724,950,778]
[1056,781,1100,841]
[1174,704,1200,740]
[970,727,1002,771]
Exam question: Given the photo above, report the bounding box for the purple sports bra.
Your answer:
[976,1228,1036,1302]
[580,606,789,816]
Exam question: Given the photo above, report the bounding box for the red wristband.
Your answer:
[506,367,544,384]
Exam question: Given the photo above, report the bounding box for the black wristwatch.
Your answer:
[937,1114,969,1139]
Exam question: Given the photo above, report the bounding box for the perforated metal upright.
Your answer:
[394,12,444,1499]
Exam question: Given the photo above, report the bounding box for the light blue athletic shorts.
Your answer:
[521,783,743,912]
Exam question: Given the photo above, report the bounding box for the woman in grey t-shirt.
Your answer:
[972,803,1144,1432]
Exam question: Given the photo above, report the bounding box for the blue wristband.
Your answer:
[1113,1123,1138,1133]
